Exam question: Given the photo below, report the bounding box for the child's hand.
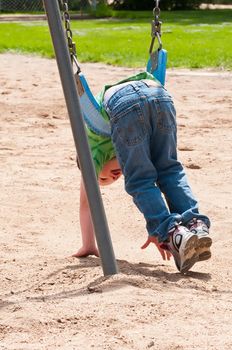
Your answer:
[141,236,172,261]
[71,246,99,258]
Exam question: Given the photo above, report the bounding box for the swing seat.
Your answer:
[146,48,167,86]
[77,73,111,137]
[76,49,167,138]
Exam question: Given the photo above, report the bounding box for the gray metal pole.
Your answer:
[43,0,118,276]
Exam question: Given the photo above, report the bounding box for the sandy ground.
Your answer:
[0,53,232,350]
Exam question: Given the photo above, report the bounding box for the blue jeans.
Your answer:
[103,81,210,242]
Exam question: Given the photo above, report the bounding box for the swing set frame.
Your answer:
[43,0,167,277]
[43,0,118,276]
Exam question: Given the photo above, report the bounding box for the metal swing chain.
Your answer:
[60,0,81,73]
[149,0,162,54]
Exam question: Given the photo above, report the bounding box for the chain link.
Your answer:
[154,0,160,21]
[149,0,162,53]
[60,0,81,72]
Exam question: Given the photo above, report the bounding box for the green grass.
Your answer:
[0,10,231,69]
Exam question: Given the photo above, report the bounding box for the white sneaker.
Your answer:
[186,219,212,261]
[164,225,199,273]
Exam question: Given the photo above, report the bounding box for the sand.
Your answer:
[0,53,232,349]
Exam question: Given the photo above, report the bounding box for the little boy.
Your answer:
[72,72,212,273]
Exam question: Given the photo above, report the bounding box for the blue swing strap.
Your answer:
[147,49,167,86]
[75,72,111,137]
[146,0,167,86]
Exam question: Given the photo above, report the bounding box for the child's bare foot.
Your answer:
[71,246,99,258]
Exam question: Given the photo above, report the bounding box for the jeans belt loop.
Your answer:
[104,79,160,106]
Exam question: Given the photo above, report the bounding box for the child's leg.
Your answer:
[151,98,210,227]
[105,82,182,242]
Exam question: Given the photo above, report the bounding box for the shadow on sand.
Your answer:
[0,256,216,308]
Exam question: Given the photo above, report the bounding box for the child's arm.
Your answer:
[141,236,172,261]
[71,177,99,258]
[72,159,170,261]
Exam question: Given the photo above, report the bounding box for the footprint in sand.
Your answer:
[178,146,194,151]
[186,163,201,169]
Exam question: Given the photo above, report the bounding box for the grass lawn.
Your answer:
[0,10,231,69]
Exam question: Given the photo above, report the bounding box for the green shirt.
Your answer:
[87,71,160,175]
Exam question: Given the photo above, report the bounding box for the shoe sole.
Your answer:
[197,236,212,262]
[180,235,199,273]
[198,250,211,261]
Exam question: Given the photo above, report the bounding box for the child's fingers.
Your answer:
[141,238,150,249]
[157,247,166,260]
[141,237,171,261]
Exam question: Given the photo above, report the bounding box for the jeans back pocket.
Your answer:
[156,99,177,134]
[111,102,146,146]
